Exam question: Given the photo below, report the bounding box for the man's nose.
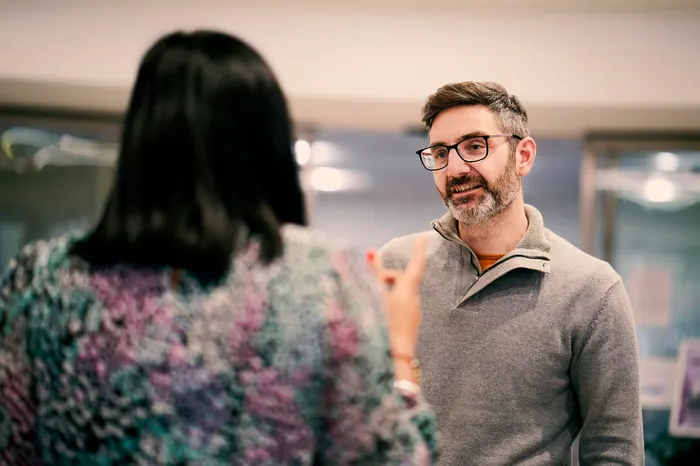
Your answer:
[446,148,471,176]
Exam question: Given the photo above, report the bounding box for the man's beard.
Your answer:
[438,152,520,227]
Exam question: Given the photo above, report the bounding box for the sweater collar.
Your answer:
[432,204,551,260]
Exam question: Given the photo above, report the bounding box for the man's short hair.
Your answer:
[422,82,530,141]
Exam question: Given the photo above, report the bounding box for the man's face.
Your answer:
[429,105,522,226]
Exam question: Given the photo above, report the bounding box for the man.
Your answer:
[379,82,643,465]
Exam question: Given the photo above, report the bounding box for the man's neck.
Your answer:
[458,198,529,256]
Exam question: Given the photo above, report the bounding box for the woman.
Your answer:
[0,31,437,464]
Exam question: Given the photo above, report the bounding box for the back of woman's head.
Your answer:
[70,30,306,283]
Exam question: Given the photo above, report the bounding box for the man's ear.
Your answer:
[516,137,536,176]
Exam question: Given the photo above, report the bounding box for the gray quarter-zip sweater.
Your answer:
[379,205,643,466]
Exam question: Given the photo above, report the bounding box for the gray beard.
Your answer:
[443,173,520,227]
[440,150,521,227]
[446,190,512,227]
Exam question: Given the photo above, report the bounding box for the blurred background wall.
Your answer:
[1,1,699,134]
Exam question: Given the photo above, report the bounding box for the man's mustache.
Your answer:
[446,175,488,193]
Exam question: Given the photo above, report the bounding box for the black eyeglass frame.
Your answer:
[416,134,523,171]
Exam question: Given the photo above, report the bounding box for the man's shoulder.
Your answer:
[378,230,443,267]
[546,229,621,291]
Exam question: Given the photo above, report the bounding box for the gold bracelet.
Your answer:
[392,352,421,385]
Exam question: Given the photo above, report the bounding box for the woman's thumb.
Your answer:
[367,249,399,286]
[366,250,382,277]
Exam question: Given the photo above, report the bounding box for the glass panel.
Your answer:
[0,113,119,266]
[593,147,700,464]
[597,150,700,357]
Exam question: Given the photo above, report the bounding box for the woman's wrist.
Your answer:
[393,359,416,383]
[392,352,421,385]
[389,337,415,358]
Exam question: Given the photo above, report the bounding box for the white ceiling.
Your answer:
[247,0,700,14]
[30,0,696,14]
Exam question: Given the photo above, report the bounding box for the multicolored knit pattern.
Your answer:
[0,225,437,465]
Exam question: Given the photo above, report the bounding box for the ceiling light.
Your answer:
[643,176,676,203]
[654,152,679,172]
[294,139,311,166]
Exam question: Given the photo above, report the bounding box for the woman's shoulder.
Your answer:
[0,232,86,319]
[278,225,373,289]
[4,232,83,276]
[276,225,370,286]
[280,224,357,262]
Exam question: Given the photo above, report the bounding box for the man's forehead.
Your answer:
[428,106,499,145]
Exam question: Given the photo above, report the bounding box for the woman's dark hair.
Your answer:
[70,30,306,283]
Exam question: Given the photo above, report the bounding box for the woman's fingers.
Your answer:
[378,271,398,286]
[366,251,397,285]
[367,235,428,289]
[366,250,383,278]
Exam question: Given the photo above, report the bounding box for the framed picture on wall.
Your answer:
[670,339,700,438]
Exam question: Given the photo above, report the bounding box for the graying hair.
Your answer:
[422,82,530,147]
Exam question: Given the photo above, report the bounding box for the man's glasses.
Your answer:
[416,134,522,171]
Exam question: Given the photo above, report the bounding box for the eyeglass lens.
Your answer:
[420,137,488,170]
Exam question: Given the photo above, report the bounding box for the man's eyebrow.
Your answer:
[429,131,488,146]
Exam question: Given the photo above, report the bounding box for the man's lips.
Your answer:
[450,185,483,197]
